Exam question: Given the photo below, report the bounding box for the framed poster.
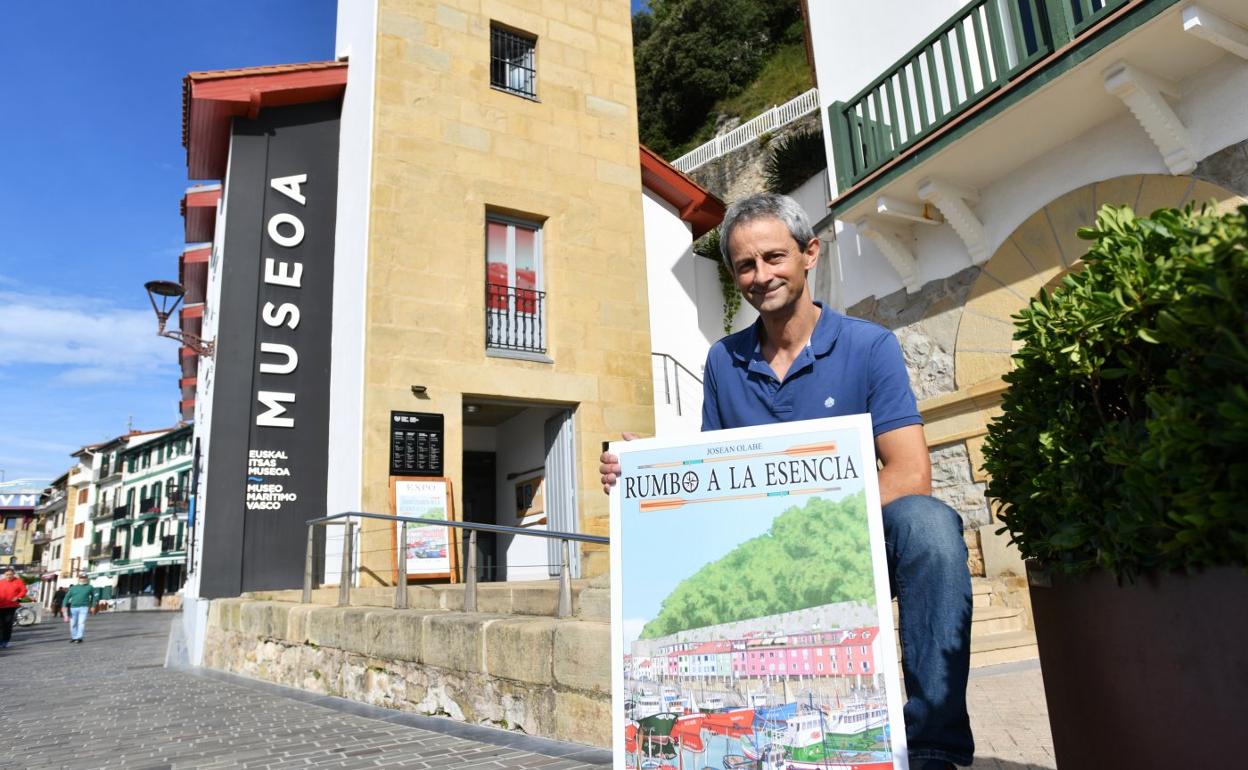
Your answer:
[609,414,908,770]
[390,477,457,582]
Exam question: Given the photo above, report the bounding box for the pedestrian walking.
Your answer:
[51,585,67,616]
[0,567,29,649]
[62,574,97,643]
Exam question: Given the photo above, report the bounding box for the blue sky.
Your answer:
[0,2,336,483]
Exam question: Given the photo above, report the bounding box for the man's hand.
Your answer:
[600,432,639,493]
[875,424,933,506]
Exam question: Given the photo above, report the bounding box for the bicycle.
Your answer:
[15,603,37,627]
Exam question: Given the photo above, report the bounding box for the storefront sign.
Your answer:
[392,477,455,579]
[609,415,908,768]
[389,411,444,477]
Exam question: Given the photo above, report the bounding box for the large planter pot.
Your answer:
[1026,562,1248,768]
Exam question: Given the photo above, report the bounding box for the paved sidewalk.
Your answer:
[967,661,1055,769]
[0,612,607,770]
[1,611,1054,769]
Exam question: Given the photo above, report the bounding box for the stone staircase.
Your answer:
[892,576,1038,669]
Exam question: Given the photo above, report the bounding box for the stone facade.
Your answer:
[359,0,654,579]
[203,597,611,747]
[686,113,823,205]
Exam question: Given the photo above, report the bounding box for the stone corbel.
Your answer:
[855,216,921,294]
[917,178,990,265]
[1182,5,1248,60]
[1103,61,1195,175]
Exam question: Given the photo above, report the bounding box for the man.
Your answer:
[0,567,29,649]
[62,574,97,643]
[600,194,974,768]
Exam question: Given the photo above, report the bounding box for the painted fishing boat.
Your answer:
[774,713,893,770]
[671,713,706,747]
[818,702,889,737]
[703,707,755,737]
[699,695,726,713]
[634,693,665,720]
[722,754,755,770]
[636,712,680,758]
[755,702,797,727]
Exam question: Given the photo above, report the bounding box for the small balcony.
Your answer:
[112,505,132,522]
[166,487,188,512]
[823,0,1237,224]
[90,504,113,520]
[160,535,183,554]
[31,531,50,545]
[138,498,161,516]
[112,545,125,561]
[88,543,108,560]
[485,283,546,355]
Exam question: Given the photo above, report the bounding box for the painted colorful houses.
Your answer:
[631,627,882,684]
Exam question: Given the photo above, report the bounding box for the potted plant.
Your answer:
[981,203,1248,768]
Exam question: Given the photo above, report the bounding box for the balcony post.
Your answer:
[827,101,855,194]
[1043,0,1075,48]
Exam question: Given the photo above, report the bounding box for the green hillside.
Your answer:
[639,493,875,639]
[633,0,812,158]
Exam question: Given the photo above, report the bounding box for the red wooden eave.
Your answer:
[183,61,349,180]
[182,185,222,243]
[639,145,725,239]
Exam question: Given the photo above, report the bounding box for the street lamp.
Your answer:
[144,280,215,357]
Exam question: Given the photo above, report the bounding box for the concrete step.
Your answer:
[972,577,993,609]
[892,601,1025,636]
[970,629,1039,668]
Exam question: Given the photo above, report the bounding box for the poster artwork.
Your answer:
[0,530,14,557]
[610,415,908,770]
[394,479,451,575]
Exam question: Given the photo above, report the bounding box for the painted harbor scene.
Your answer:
[614,418,906,770]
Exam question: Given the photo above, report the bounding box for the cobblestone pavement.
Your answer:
[1,611,1054,769]
[0,612,608,770]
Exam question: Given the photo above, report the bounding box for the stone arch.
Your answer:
[953,174,1247,388]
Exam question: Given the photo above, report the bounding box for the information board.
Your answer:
[389,411,444,477]
[609,415,908,769]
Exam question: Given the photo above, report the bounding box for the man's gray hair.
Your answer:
[718,193,815,268]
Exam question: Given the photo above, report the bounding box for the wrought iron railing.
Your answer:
[829,0,1132,191]
[139,498,160,515]
[112,505,131,521]
[486,283,546,354]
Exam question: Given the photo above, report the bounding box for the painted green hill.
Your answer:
[639,493,875,639]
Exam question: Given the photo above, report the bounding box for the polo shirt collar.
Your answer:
[729,301,843,365]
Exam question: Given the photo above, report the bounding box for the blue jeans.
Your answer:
[69,606,89,640]
[883,494,975,766]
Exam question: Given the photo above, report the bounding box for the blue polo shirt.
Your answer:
[702,303,922,436]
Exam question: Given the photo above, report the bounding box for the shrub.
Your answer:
[763,127,825,194]
[982,203,1248,580]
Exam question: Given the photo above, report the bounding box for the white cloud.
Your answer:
[0,284,175,384]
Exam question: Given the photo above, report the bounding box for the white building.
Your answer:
[799,0,1248,575]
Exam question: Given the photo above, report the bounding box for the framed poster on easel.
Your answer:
[390,476,458,582]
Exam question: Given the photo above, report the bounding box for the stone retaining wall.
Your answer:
[203,598,611,747]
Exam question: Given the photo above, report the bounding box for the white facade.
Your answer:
[805,0,1248,307]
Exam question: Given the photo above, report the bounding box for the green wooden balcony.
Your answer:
[828,0,1179,207]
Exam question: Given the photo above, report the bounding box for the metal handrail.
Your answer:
[303,511,607,617]
[651,352,703,418]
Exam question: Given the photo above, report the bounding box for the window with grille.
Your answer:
[490,24,536,98]
[485,215,545,353]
